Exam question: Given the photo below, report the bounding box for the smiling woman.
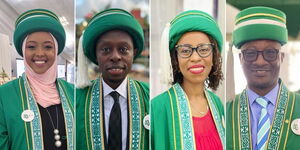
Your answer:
[151,10,225,150]
[0,9,74,150]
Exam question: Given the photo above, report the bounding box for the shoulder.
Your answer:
[76,79,97,93]
[0,78,21,92]
[57,78,74,90]
[131,79,149,90]
[0,78,23,105]
[130,79,149,107]
[226,93,242,110]
[151,88,172,107]
[206,90,222,103]
[75,80,98,106]
[290,91,300,104]
[151,90,172,117]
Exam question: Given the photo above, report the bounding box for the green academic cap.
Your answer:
[82,8,145,64]
[233,6,287,49]
[13,8,66,56]
[169,10,223,52]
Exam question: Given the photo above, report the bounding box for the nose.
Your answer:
[35,47,45,56]
[253,52,268,65]
[110,49,121,62]
[190,50,201,62]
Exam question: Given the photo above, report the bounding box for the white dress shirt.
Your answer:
[102,78,128,150]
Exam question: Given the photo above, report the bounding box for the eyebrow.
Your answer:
[43,41,54,44]
[26,40,54,44]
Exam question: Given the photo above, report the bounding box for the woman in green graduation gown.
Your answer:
[0,9,74,150]
[151,10,224,150]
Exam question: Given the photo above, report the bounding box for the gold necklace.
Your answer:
[190,105,209,115]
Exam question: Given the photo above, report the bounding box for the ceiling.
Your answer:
[0,0,74,63]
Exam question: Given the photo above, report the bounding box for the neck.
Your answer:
[181,80,205,100]
[103,78,126,90]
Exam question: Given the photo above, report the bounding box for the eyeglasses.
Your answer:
[175,43,214,58]
[241,49,279,62]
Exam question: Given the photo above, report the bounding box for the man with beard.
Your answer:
[226,6,300,150]
[76,8,149,150]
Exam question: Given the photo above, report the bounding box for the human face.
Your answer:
[25,32,56,74]
[95,30,135,89]
[177,31,213,85]
[239,40,284,94]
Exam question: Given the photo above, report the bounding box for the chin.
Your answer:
[250,80,274,89]
[32,69,47,74]
[184,77,206,85]
[107,76,126,83]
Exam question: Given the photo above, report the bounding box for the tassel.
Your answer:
[76,35,92,88]
[226,41,235,101]
[159,23,173,88]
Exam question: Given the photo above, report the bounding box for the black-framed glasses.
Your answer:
[241,49,279,62]
[175,43,214,58]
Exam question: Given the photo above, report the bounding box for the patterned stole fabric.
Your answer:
[170,83,225,150]
[21,73,74,150]
[87,78,147,150]
[233,81,293,150]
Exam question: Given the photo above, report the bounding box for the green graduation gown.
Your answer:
[226,80,300,150]
[0,74,74,150]
[151,83,225,150]
[76,77,149,150]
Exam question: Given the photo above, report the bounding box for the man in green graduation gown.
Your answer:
[227,6,300,150]
[76,8,149,150]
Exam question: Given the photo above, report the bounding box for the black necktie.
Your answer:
[108,91,122,150]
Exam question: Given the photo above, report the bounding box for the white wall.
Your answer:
[0,33,12,78]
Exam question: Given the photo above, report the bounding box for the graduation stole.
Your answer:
[84,77,147,150]
[167,83,225,150]
[231,81,296,150]
[20,73,74,150]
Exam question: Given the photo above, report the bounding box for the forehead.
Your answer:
[26,32,54,43]
[96,30,133,45]
[177,31,210,45]
[241,39,281,50]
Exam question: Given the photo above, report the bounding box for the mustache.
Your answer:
[249,64,272,70]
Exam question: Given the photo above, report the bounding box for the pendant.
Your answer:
[55,140,62,147]
[54,129,61,147]
[54,129,59,134]
[55,134,60,140]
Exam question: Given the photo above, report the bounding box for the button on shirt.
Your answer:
[247,83,279,150]
[103,78,128,150]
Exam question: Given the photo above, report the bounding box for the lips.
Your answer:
[34,60,46,64]
[107,66,125,75]
[251,68,271,77]
[32,60,47,67]
[188,64,205,74]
